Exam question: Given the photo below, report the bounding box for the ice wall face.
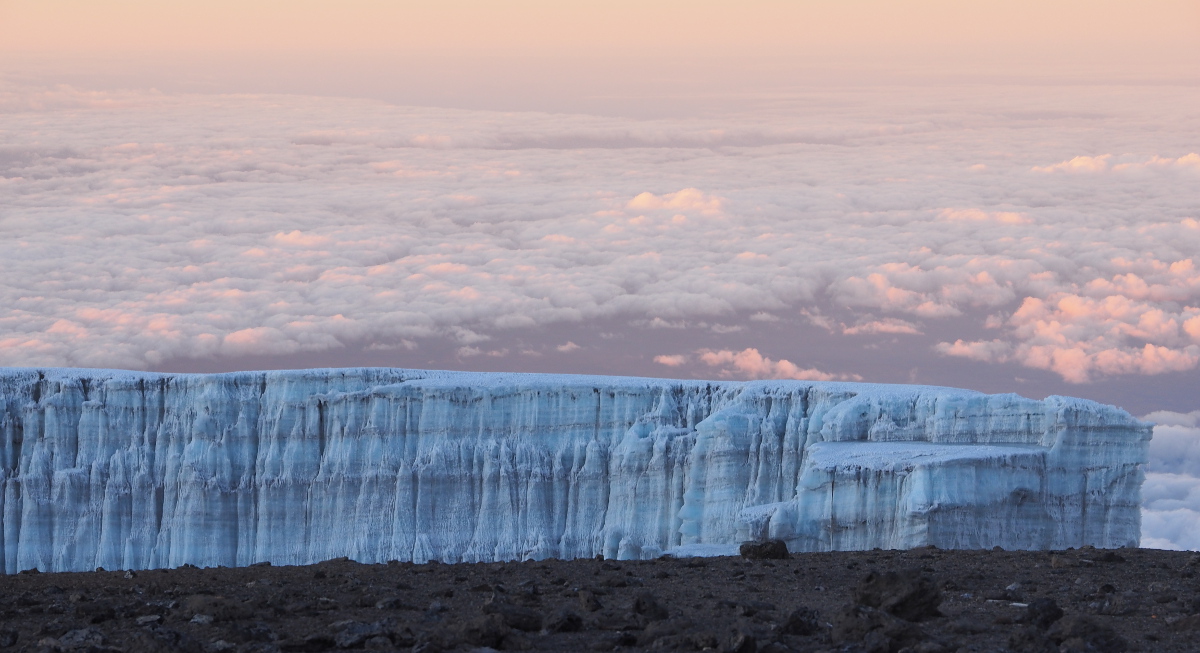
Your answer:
[0,368,1150,573]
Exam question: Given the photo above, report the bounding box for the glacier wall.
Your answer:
[0,367,1150,573]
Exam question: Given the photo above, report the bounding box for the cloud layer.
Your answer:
[0,82,1199,387]
[1142,411,1200,551]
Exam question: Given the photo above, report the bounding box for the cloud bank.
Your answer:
[0,82,1199,388]
[1142,411,1200,551]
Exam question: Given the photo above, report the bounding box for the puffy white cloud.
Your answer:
[1,81,1200,386]
[1141,411,1200,551]
[1144,410,1200,474]
[1141,477,1200,551]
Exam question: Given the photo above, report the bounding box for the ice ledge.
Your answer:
[0,367,1151,572]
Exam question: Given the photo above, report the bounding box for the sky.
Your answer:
[5,1,1195,56]
[2,1,1200,548]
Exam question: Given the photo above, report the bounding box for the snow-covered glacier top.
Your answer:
[0,367,1150,573]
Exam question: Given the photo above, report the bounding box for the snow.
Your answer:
[0,367,1150,573]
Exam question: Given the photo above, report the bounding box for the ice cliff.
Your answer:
[0,368,1150,573]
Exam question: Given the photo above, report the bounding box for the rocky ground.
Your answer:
[2,545,1199,653]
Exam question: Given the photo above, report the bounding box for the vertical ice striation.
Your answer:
[0,367,1150,573]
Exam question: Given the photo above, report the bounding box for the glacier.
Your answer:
[0,367,1150,573]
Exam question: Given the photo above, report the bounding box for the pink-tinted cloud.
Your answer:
[1032,154,1112,173]
[626,188,724,216]
[1,81,1199,385]
[934,339,1011,362]
[939,287,1200,382]
[939,208,1031,225]
[834,261,1023,318]
[1033,153,1200,175]
[695,348,860,382]
[842,318,923,336]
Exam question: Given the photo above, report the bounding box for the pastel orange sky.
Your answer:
[2,0,1197,67]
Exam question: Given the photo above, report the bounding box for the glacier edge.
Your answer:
[0,367,1150,573]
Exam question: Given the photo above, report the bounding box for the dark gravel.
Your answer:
[2,545,1198,652]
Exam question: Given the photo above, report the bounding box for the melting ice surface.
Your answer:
[0,367,1150,573]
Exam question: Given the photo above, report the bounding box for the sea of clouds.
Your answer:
[1144,412,1200,550]
[3,82,1198,383]
[1,80,1198,548]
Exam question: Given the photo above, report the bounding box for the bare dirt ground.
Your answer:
[2,545,1198,653]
